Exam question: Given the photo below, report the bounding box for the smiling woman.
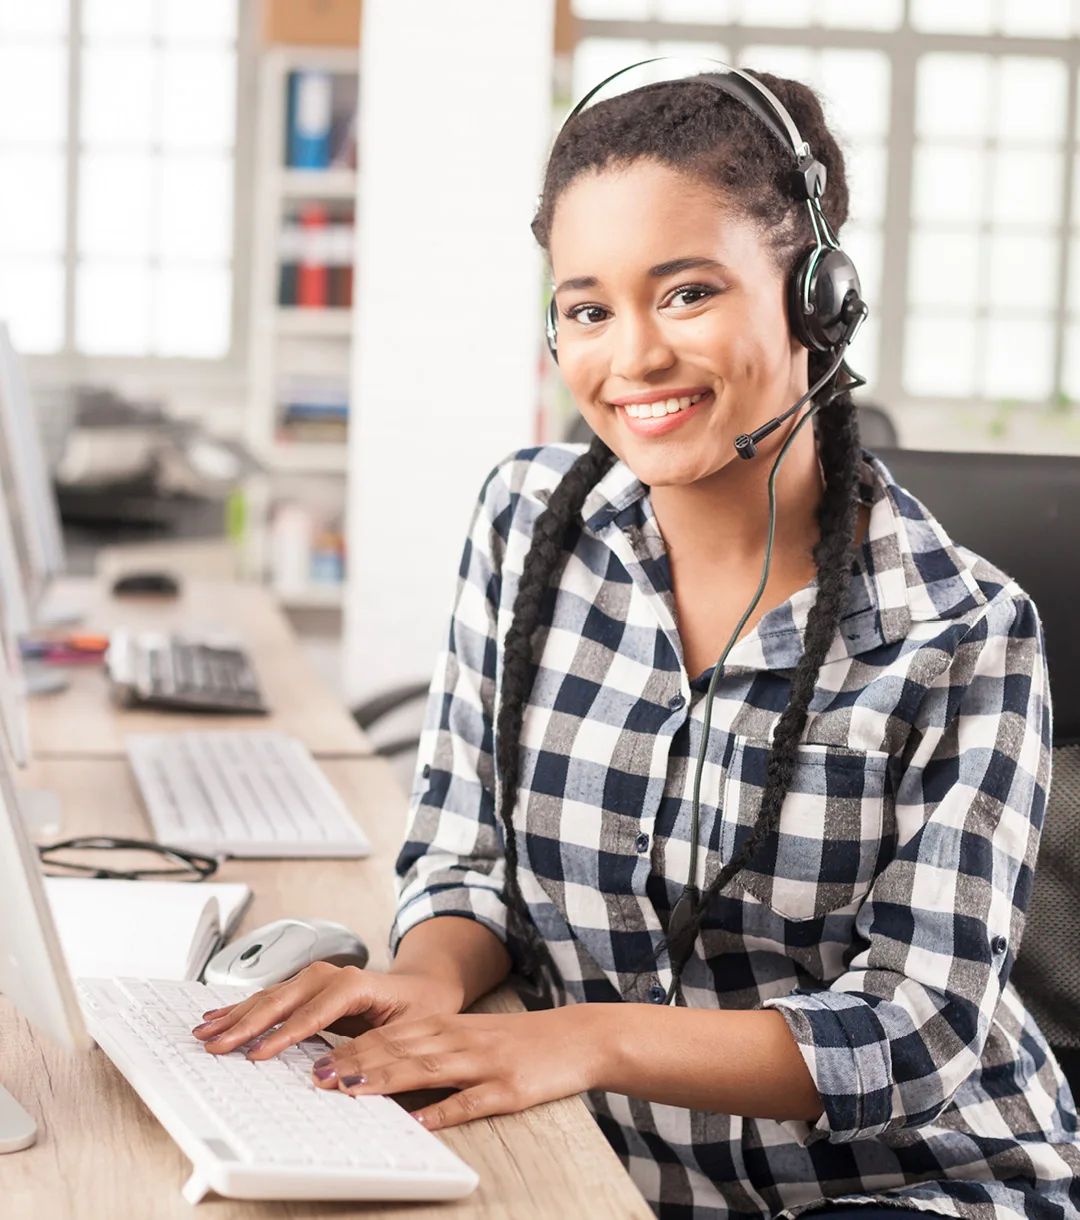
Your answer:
[192,62,1079,1220]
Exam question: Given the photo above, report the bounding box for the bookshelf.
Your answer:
[245,45,357,610]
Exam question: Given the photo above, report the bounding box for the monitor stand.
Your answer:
[0,1084,36,1153]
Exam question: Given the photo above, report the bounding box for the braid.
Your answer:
[495,437,615,954]
[674,383,862,964]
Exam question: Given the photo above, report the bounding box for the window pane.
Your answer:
[160,0,238,42]
[654,41,728,64]
[0,44,67,145]
[1000,0,1071,37]
[987,233,1057,312]
[910,0,993,34]
[572,38,651,101]
[982,317,1052,400]
[76,262,152,354]
[739,45,814,80]
[79,153,154,259]
[817,0,902,30]
[154,266,231,357]
[819,49,890,140]
[0,151,65,257]
[83,0,153,40]
[156,156,233,261]
[1067,237,1080,313]
[908,231,981,309]
[0,0,67,37]
[572,0,650,16]
[655,0,734,18]
[735,0,812,25]
[997,58,1067,144]
[846,142,887,224]
[0,260,64,353]
[990,149,1061,226]
[916,54,991,140]
[912,146,986,224]
[903,315,978,397]
[81,45,155,147]
[1060,325,1080,401]
[160,48,237,150]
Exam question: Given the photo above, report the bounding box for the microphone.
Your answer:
[733,296,868,461]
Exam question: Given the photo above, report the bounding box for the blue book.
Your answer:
[287,70,333,169]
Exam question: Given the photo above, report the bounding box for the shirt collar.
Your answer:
[579,450,987,670]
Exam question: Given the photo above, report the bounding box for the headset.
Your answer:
[542,59,869,1002]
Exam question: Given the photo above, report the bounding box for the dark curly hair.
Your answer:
[498,72,862,985]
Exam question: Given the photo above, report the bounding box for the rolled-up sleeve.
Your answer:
[390,462,514,956]
[764,591,1051,1144]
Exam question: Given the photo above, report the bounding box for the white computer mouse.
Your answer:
[203,918,369,989]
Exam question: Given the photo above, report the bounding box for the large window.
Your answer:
[569,0,1080,420]
[0,0,240,361]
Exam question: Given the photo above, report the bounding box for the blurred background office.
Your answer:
[0,0,1075,775]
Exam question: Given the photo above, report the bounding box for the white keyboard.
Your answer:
[76,977,478,1204]
[125,731,372,858]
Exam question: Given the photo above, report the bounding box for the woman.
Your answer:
[194,68,1080,1220]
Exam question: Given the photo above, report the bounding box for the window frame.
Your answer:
[18,0,257,391]
[571,9,1080,417]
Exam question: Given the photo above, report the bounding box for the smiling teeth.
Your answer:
[622,393,706,419]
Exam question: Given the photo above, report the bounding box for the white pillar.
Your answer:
[344,2,555,704]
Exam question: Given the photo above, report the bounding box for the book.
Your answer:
[45,878,252,982]
[287,70,333,169]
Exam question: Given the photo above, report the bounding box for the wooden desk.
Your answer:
[0,757,650,1220]
[30,578,372,759]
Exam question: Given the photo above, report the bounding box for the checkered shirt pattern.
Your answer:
[393,445,1080,1220]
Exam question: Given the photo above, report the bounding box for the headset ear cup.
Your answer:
[545,296,559,364]
[788,246,863,353]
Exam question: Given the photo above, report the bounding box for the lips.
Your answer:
[616,391,711,437]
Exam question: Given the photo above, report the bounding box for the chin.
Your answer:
[610,440,732,489]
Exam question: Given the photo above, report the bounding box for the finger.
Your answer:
[198,978,291,1022]
[244,971,382,1060]
[336,1048,479,1098]
[410,1084,512,1131]
[311,1028,459,1088]
[192,988,277,1038]
[201,968,338,1053]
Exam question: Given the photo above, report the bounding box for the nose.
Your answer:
[608,311,676,383]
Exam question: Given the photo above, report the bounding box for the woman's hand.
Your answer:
[305,1006,606,1130]
[191,962,463,1056]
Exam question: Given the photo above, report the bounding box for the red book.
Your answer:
[297,203,329,308]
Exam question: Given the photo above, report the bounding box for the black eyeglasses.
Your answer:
[38,836,219,881]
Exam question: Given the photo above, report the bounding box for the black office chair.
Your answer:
[352,681,430,759]
[876,447,1080,1093]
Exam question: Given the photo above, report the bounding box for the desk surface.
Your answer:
[30,578,372,759]
[0,757,650,1220]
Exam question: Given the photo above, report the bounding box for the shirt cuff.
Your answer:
[390,882,511,957]
[763,990,895,1145]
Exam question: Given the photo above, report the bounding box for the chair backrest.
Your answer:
[876,447,1080,1090]
[855,402,899,449]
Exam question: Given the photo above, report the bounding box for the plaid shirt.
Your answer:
[393,445,1080,1220]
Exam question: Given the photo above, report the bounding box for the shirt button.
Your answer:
[422,764,431,779]
[668,693,686,711]
[648,984,667,1004]
[992,935,1008,955]
[635,832,650,854]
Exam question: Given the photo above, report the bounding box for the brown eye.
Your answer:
[567,304,609,326]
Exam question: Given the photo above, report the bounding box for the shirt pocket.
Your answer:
[719,738,892,922]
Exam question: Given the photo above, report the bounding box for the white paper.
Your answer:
[45,879,251,981]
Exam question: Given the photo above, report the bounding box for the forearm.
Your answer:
[589,1003,822,1121]
[391,916,512,1011]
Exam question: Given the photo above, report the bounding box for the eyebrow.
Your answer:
[554,257,728,295]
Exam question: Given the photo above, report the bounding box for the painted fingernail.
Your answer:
[201,1009,223,1019]
[247,1037,267,1052]
[192,1021,213,1032]
[412,1112,426,1125]
[313,1055,334,1070]
[314,1065,338,1082]
[206,1034,222,1043]
[340,1074,367,1089]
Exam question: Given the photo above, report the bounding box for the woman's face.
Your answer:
[547,158,808,488]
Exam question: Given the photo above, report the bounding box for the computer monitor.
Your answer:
[0,321,66,611]
[0,671,89,1152]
